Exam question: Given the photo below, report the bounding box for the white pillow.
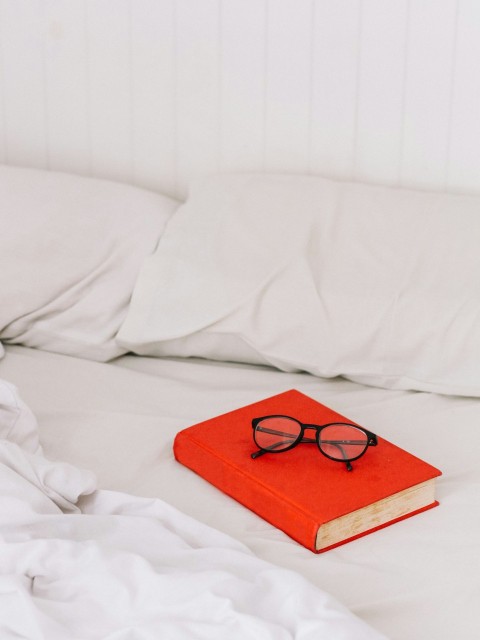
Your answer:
[0,165,179,361]
[118,173,480,397]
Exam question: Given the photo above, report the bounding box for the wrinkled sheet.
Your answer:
[0,376,385,639]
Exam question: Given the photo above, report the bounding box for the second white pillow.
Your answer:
[118,173,480,397]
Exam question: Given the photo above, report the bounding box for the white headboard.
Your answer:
[0,0,478,200]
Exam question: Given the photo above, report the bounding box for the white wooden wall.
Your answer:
[0,0,479,200]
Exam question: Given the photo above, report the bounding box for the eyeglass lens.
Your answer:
[254,416,301,452]
[318,424,368,460]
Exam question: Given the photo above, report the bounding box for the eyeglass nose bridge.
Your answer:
[299,423,321,443]
[302,423,320,431]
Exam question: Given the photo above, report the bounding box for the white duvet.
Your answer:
[0,378,385,640]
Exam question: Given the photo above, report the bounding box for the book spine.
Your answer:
[174,431,319,552]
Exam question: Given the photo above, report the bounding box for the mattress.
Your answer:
[1,344,478,640]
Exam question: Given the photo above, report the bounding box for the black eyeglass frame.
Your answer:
[251,414,378,471]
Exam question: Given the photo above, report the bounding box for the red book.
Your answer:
[173,389,441,553]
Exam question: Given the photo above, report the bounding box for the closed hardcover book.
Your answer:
[173,390,441,553]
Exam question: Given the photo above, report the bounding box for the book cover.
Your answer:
[173,389,442,553]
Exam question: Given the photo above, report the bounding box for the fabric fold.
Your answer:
[118,174,337,344]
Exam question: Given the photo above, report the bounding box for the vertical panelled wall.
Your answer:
[0,0,479,200]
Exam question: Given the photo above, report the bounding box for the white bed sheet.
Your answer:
[0,375,381,640]
[1,345,478,640]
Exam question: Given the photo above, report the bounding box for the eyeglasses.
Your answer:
[251,415,377,471]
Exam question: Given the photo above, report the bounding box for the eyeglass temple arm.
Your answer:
[330,442,352,471]
[251,441,289,459]
[252,439,353,469]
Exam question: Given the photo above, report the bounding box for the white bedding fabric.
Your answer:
[0,164,178,361]
[118,173,480,397]
[1,346,479,640]
[0,374,384,639]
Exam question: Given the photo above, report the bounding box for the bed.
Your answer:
[2,2,480,638]
[1,163,480,640]
[1,343,479,640]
